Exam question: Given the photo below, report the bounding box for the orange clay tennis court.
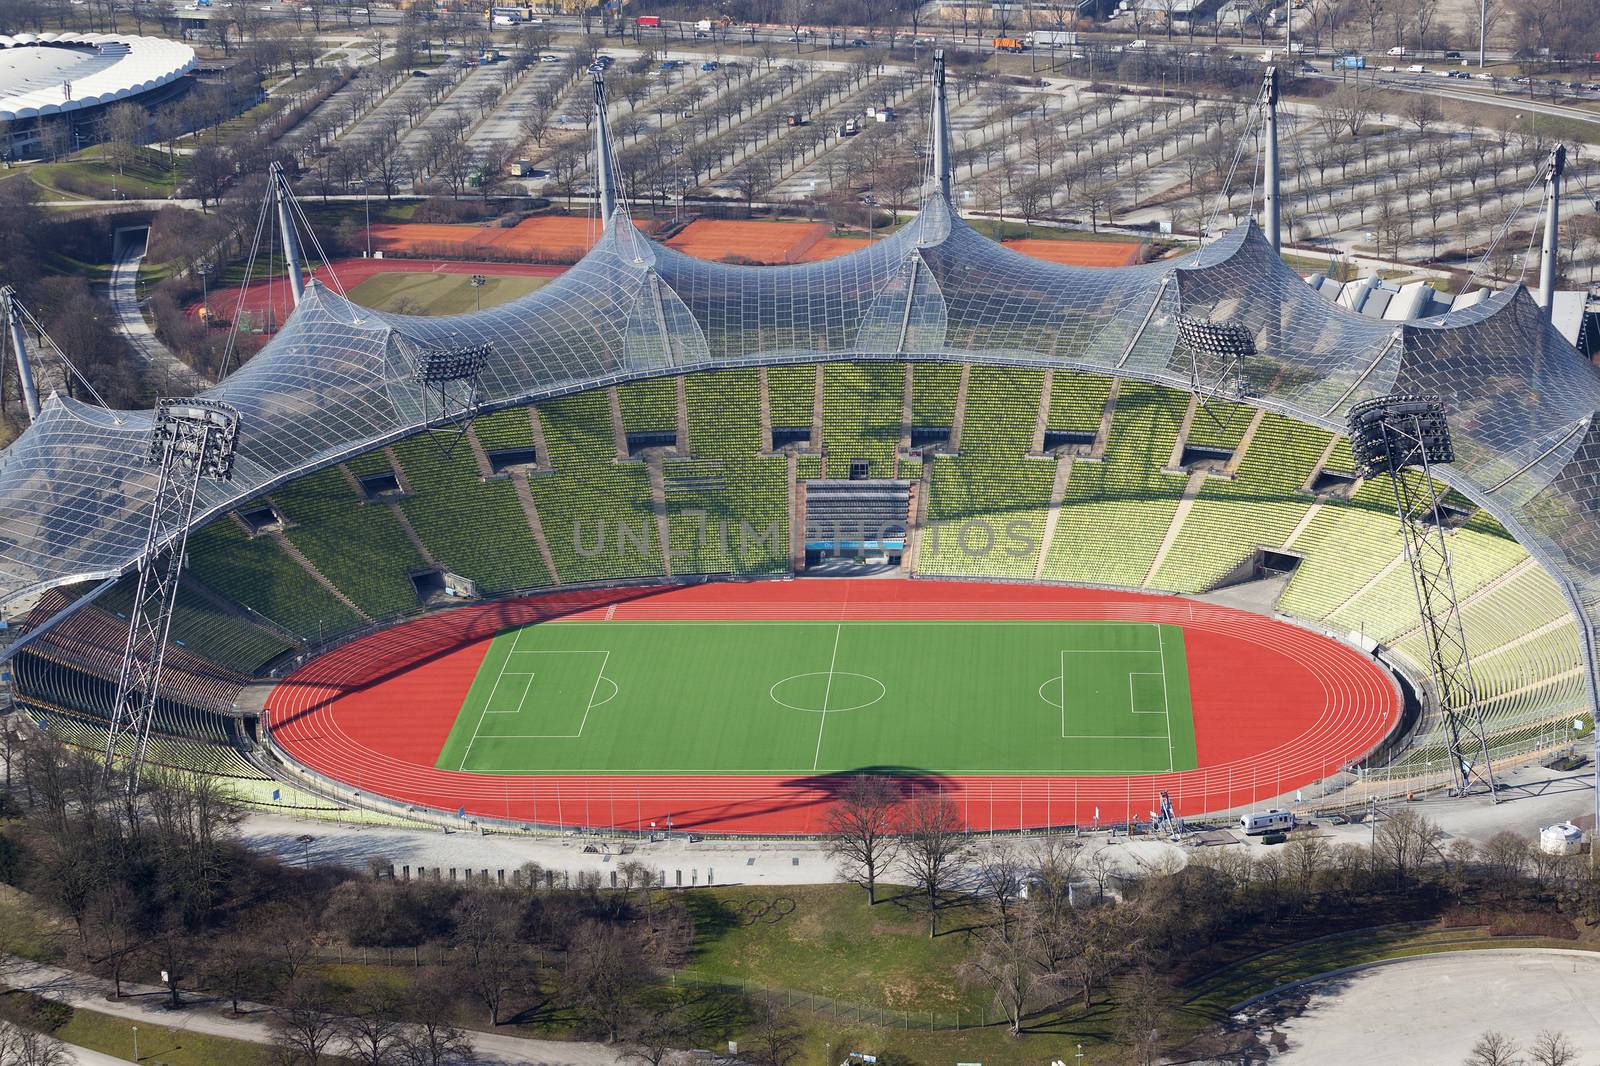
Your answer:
[365,217,1147,267]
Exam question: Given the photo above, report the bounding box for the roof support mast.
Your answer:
[2,287,40,423]
[1539,144,1565,323]
[593,71,618,228]
[1262,66,1281,255]
[932,49,952,202]
[270,162,305,307]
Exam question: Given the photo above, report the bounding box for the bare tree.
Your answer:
[822,775,901,905]
[563,920,651,1042]
[272,977,346,1066]
[974,845,1025,940]
[897,795,968,937]
[1372,810,1441,890]
[960,915,1055,1034]
[449,894,524,1026]
[0,1021,71,1066]
[1465,1031,1523,1066]
[1528,1031,1577,1066]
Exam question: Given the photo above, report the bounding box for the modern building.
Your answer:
[0,32,196,158]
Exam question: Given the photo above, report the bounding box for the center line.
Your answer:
[812,623,843,772]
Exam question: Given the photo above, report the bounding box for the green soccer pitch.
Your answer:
[435,620,1198,776]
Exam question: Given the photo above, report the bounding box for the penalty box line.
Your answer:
[458,634,612,768]
[1057,622,1172,746]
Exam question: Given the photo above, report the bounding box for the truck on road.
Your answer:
[994,36,1027,52]
[1030,29,1078,46]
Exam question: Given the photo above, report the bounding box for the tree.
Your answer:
[822,775,901,905]
[449,894,523,1026]
[104,102,147,176]
[1402,94,1442,135]
[272,977,346,1066]
[339,985,408,1065]
[1528,1031,1577,1066]
[1372,810,1440,889]
[897,795,968,937]
[203,933,267,1014]
[746,1006,803,1066]
[974,845,1024,940]
[0,1021,71,1066]
[960,915,1055,1035]
[564,920,651,1042]
[400,978,476,1066]
[1465,1031,1523,1066]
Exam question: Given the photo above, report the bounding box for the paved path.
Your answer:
[1,955,625,1066]
[1236,949,1600,1063]
[108,229,207,395]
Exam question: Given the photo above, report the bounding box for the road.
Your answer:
[108,228,208,395]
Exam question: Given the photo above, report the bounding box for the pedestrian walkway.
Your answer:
[2,954,625,1066]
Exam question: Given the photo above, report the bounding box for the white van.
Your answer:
[1240,809,1296,835]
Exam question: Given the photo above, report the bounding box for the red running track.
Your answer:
[187,259,569,326]
[265,580,1400,834]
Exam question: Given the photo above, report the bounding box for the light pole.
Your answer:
[132,1025,139,1061]
[297,833,315,867]
[470,273,487,310]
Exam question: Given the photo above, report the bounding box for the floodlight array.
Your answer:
[1347,395,1454,478]
[413,342,494,385]
[148,398,240,481]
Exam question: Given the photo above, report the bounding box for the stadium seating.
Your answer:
[820,362,905,478]
[618,378,680,433]
[1151,414,1330,592]
[527,390,667,585]
[1275,480,1407,620]
[184,517,364,641]
[96,576,294,676]
[271,468,427,619]
[1040,381,1190,587]
[910,362,962,426]
[766,365,817,429]
[1183,399,1255,452]
[668,369,790,575]
[1047,370,1111,433]
[919,367,1054,580]
[391,426,554,596]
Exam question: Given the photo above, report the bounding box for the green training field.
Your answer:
[436,620,1198,776]
[344,271,549,315]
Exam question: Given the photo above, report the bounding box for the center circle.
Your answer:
[769,672,887,713]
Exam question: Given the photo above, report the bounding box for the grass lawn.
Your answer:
[438,619,1196,775]
[681,884,1171,1063]
[48,1003,277,1066]
[346,270,550,315]
[0,885,65,963]
[29,147,185,202]
[681,886,993,1017]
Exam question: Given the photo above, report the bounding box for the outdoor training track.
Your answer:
[265,580,1400,834]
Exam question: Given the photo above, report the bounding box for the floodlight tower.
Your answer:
[269,162,306,306]
[1261,66,1281,254]
[104,398,240,792]
[1538,143,1566,324]
[1176,313,1253,405]
[1347,395,1497,799]
[412,335,494,455]
[1,287,40,423]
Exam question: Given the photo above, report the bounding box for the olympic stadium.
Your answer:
[0,59,1594,836]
